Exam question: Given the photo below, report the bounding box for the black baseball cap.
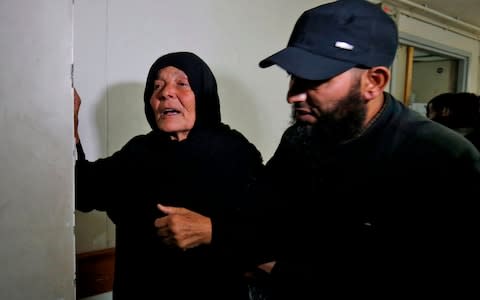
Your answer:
[259,0,398,80]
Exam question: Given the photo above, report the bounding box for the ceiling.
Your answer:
[407,0,480,29]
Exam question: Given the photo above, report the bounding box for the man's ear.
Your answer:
[362,66,390,100]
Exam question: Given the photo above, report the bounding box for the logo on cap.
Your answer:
[335,41,354,51]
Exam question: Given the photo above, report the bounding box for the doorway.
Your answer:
[390,33,470,116]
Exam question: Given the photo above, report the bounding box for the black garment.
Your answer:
[215,93,480,299]
[76,52,264,300]
[76,126,263,300]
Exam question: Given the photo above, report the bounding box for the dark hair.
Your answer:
[427,92,480,129]
[143,52,221,131]
[449,92,480,128]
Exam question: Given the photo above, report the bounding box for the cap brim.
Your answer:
[259,47,356,81]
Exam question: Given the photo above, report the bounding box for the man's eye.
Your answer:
[178,81,189,87]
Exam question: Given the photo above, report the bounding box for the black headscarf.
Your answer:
[144,52,222,131]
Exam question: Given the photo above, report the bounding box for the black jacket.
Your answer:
[215,93,480,299]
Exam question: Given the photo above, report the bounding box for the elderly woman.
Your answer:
[75,52,264,300]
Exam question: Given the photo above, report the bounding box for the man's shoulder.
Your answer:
[380,94,478,158]
[393,105,478,158]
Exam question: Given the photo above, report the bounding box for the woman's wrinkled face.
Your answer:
[150,66,196,141]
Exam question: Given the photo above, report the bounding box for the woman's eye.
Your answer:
[178,81,189,87]
[154,81,165,90]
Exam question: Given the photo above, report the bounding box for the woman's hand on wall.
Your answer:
[74,88,81,144]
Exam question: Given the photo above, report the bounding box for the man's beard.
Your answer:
[287,80,367,149]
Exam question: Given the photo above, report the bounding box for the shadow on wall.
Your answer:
[216,72,264,155]
[103,82,151,155]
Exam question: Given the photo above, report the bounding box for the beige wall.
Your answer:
[412,60,458,103]
[391,44,408,101]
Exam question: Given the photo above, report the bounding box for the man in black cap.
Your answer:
[154,0,480,298]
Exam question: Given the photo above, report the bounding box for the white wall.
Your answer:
[74,0,324,253]
[0,0,75,299]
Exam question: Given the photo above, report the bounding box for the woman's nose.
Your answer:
[160,83,175,99]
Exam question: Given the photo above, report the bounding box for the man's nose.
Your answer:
[287,91,307,104]
[287,77,308,104]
